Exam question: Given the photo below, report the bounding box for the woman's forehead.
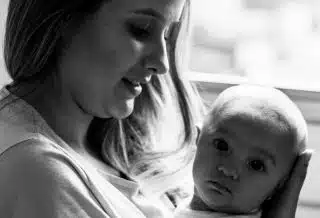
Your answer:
[102,0,185,23]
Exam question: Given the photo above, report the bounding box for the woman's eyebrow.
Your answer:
[130,8,167,23]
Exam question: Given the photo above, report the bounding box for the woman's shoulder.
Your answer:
[0,137,108,217]
[0,136,73,169]
[0,137,155,218]
[0,137,92,195]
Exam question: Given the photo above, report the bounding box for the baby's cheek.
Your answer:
[193,161,208,180]
[236,175,277,211]
[192,159,204,181]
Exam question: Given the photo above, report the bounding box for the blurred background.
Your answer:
[189,0,320,92]
[0,0,319,217]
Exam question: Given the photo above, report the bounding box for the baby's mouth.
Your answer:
[208,181,232,195]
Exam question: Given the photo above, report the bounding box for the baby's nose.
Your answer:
[217,165,239,180]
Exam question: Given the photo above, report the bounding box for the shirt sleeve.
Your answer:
[0,139,109,218]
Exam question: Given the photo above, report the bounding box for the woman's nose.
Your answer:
[143,40,169,75]
[217,165,239,181]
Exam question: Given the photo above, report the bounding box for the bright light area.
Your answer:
[189,0,320,92]
[0,0,9,87]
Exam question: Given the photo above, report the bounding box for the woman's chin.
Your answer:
[109,99,135,119]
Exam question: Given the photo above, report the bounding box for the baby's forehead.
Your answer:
[209,97,290,129]
[204,105,298,160]
[202,89,306,153]
[206,104,294,143]
[205,85,306,137]
[203,96,298,139]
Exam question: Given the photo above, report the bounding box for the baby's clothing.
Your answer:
[174,207,261,218]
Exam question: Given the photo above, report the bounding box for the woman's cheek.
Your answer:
[128,39,145,58]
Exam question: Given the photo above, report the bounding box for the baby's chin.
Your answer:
[193,190,261,214]
[206,201,261,215]
[210,206,260,215]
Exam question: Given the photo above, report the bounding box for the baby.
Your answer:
[175,85,308,218]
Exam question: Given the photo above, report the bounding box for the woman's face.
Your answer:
[58,0,185,118]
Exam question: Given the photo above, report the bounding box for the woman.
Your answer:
[0,0,311,217]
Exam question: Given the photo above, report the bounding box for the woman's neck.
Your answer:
[9,79,93,151]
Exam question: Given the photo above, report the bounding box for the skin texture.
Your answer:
[193,107,296,214]
[190,85,311,217]
[58,0,185,120]
[261,150,312,218]
[20,0,185,148]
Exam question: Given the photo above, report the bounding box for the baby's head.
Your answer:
[192,85,307,214]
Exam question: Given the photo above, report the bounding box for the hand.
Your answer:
[261,149,313,218]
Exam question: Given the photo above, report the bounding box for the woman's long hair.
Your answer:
[4,0,106,85]
[5,0,205,193]
[88,0,205,192]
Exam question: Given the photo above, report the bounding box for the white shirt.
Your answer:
[0,87,171,218]
[174,207,261,218]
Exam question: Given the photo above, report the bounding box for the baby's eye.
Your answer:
[248,159,266,172]
[212,138,229,152]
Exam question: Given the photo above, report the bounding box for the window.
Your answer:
[188,0,320,92]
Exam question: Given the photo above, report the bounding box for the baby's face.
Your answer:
[193,114,297,214]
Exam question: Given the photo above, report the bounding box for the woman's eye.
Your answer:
[164,28,170,41]
[127,18,157,41]
[164,22,180,41]
[212,139,229,152]
[128,24,152,40]
[164,24,174,41]
[248,160,266,172]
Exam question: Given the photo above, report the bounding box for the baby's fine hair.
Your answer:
[203,84,308,154]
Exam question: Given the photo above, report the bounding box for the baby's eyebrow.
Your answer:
[211,126,229,135]
[254,148,276,166]
[213,126,277,166]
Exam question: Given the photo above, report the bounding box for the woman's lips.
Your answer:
[208,181,232,195]
[121,78,142,97]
